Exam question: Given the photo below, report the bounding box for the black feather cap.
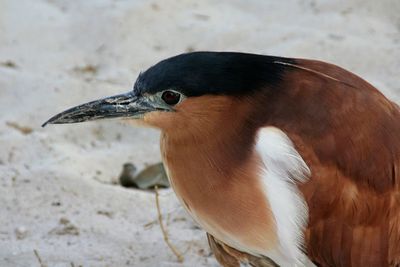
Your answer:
[133,52,295,97]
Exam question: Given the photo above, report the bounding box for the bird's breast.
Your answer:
[160,133,279,256]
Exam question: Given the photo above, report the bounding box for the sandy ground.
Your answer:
[0,0,399,266]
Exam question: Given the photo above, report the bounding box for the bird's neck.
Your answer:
[160,97,260,187]
[159,98,278,253]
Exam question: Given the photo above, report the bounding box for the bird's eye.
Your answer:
[161,90,181,105]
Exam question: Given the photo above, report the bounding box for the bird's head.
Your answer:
[43,52,292,135]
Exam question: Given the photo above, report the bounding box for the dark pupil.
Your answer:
[161,91,180,105]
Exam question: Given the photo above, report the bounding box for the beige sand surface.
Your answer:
[0,0,399,266]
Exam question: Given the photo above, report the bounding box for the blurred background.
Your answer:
[0,0,399,266]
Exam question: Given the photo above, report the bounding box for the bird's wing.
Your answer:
[269,59,400,266]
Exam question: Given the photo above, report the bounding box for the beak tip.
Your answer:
[42,116,59,128]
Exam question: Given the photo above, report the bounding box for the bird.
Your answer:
[43,51,400,267]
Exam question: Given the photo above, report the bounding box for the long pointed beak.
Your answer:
[42,91,157,127]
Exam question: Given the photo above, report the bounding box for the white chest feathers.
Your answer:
[256,127,312,266]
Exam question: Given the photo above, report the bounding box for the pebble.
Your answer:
[15,226,28,240]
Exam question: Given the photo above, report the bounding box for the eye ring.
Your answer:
[161,90,181,106]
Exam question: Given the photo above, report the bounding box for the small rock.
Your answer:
[6,121,33,135]
[49,217,79,236]
[119,162,170,189]
[15,226,28,240]
[132,162,170,189]
[97,210,114,218]
[59,217,70,225]
[51,201,62,206]
[72,64,98,75]
[119,163,137,187]
[1,60,17,68]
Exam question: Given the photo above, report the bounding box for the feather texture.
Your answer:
[144,54,400,267]
[256,127,311,266]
